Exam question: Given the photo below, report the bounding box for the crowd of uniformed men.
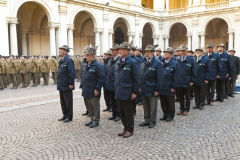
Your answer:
[56,41,240,138]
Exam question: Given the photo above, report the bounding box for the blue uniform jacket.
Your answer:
[193,56,211,85]
[136,55,145,63]
[204,52,222,81]
[106,56,120,92]
[80,59,106,98]
[115,54,140,100]
[131,54,140,65]
[80,58,87,79]
[160,58,180,96]
[140,56,163,97]
[101,58,110,88]
[217,52,234,80]
[57,56,75,91]
[178,55,196,87]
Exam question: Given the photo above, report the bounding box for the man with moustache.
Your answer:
[106,43,121,122]
[215,43,234,102]
[115,41,140,138]
[204,43,221,106]
[139,45,162,128]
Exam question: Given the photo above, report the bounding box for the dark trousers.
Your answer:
[108,90,120,118]
[230,79,236,94]
[118,100,134,132]
[206,80,216,102]
[59,90,73,120]
[160,95,175,120]
[179,87,191,112]
[216,79,225,100]
[84,97,88,112]
[175,88,179,100]
[193,85,205,107]
[190,86,194,98]
[225,80,230,97]
[104,88,111,109]
[85,97,100,122]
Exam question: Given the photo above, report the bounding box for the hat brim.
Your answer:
[59,47,70,52]
[228,50,236,52]
[217,46,225,48]
[118,47,130,50]
[207,46,214,48]
[163,50,173,53]
[110,48,119,50]
[195,49,204,52]
[144,49,155,52]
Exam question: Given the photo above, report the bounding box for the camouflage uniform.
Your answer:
[74,58,82,82]
[2,60,8,88]
[0,60,5,89]
[7,59,18,89]
[41,59,50,85]
[30,59,38,86]
[50,59,58,84]
[19,59,28,88]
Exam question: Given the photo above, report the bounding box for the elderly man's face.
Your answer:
[156,51,161,56]
[207,47,214,53]
[164,52,172,60]
[229,51,235,56]
[85,54,95,62]
[129,49,135,56]
[218,47,224,53]
[104,54,111,59]
[145,51,154,60]
[111,49,118,57]
[135,50,141,56]
[180,50,187,56]
[196,50,203,57]
[59,49,67,57]
[119,48,129,58]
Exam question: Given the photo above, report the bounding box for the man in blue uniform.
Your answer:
[177,44,195,116]
[135,47,144,63]
[115,41,140,138]
[192,47,211,110]
[102,50,111,112]
[160,47,180,122]
[106,44,121,122]
[57,45,76,123]
[80,47,106,128]
[226,49,240,97]
[204,43,221,106]
[155,47,164,62]
[215,43,234,102]
[139,45,163,128]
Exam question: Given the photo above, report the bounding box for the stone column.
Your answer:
[103,9,109,51]
[188,0,192,6]
[128,32,133,43]
[199,32,205,49]
[193,0,200,5]
[152,35,158,45]
[192,18,199,50]
[235,14,240,56]
[166,0,169,10]
[56,27,60,55]
[228,29,234,50]
[139,33,143,48]
[94,28,101,56]
[187,33,192,50]
[201,0,206,4]
[159,22,164,50]
[21,28,28,56]
[67,25,74,56]
[9,18,18,56]
[0,1,9,56]
[59,4,68,46]
[163,35,169,49]
[48,23,57,56]
[108,29,113,48]
[134,17,140,47]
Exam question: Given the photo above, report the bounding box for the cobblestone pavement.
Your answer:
[1,80,240,159]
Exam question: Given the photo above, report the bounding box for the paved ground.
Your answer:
[1,79,240,160]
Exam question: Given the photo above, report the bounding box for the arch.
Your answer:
[200,15,232,33]
[139,20,157,35]
[70,7,99,29]
[12,0,55,22]
[109,14,133,33]
[165,20,190,36]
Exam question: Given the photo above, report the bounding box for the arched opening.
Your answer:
[205,18,230,52]
[114,27,124,44]
[113,18,128,44]
[142,23,153,50]
[16,2,49,56]
[169,23,187,48]
[73,11,95,55]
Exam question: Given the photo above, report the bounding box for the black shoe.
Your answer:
[82,111,88,116]
[224,96,228,99]
[138,102,143,106]
[109,108,112,112]
[175,98,179,102]
[114,117,120,122]
[63,118,72,123]
[87,115,91,117]
[193,106,199,109]
[230,93,235,97]
[190,96,194,100]
[165,117,173,122]
[148,122,156,128]
[31,85,37,87]
[214,98,220,101]
[85,121,93,126]
[109,116,116,120]
[199,106,204,110]
[159,116,167,121]
[139,120,150,126]
[90,121,99,128]
[103,108,110,112]
[58,116,67,121]
[219,99,224,102]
